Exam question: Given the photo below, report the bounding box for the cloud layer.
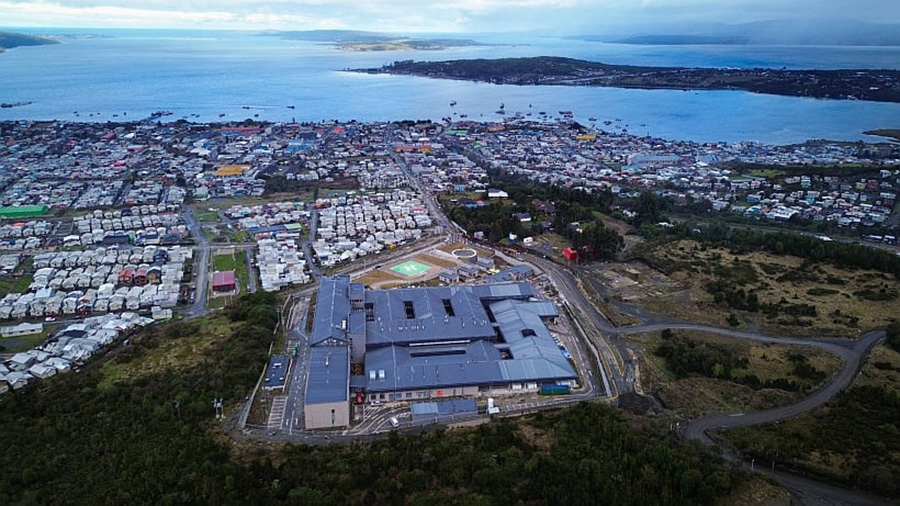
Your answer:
[2,0,898,32]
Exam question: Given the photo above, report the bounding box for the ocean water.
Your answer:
[1,29,899,144]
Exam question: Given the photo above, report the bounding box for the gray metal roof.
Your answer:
[306,278,572,397]
[365,286,495,347]
[487,264,534,283]
[364,297,577,394]
[348,311,366,335]
[471,283,534,300]
[311,276,351,346]
[305,346,349,405]
[411,398,478,421]
[349,282,365,298]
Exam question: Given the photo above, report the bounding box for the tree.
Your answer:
[887,320,900,353]
[634,191,661,226]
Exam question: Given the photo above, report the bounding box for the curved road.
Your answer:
[522,252,893,505]
[683,329,885,444]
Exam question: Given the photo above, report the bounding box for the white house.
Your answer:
[1,322,44,338]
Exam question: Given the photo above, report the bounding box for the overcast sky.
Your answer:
[2,0,899,33]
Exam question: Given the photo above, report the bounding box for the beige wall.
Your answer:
[369,384,481,403]
[304,400,350,429]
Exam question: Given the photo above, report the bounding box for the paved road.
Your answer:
[523,253,633,396]
[385,122,453,234]
[300,209,322,280]
[245,247,258,293]
[682,329,885,442]
[514,251,894,505]
[181,206,210,318]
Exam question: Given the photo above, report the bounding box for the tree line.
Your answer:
[655,330,826,393]
[657,221,900,277]
[0,290,743,505]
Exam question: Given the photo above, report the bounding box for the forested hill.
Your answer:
[0,289,742,504]
[360,56,900,103]
[0,31,58,52]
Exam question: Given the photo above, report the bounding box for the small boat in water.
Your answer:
[450,100,457,106]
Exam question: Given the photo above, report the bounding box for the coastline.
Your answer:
[360,56,900,104]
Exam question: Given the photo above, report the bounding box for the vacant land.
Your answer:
[633,239,898,337]
[0,327,52,354]
[98,317,240,390]
[0,257,34,297]
[629,330,843,418]
[417,253,459,269]
[437,241,493,258]
[194,210,220,222]
[0,274,32,297]
[718,342,900,497]
[354,268,402,289]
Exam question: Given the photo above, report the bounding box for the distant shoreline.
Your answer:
[864,129,900,142]
[359,56,900,103]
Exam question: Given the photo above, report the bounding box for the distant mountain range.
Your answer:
[577,19,900,46]
[0,31,58,53]
[263,30,486,51]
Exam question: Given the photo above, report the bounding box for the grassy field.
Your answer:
[194,210,220,222]
[98,316,240,391]
[717,343,900,496]
[0,274,32,297]
[0,326,53,354]
[417,253,459,269]
[633,239,898,337]
[746,168,786,178]
[212,250,250,295]
[629,330,843,418]
[191,197,268,213]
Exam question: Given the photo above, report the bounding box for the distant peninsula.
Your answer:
[359,56,900,103]
[0,31,58,53]
[265,30,487,51]
[575,19,900,46]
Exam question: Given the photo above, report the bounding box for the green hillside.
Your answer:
[0,31,58,52]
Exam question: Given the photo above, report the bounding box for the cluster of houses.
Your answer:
[69,206,188,248]
[390,124,491,196]
[226,201,308,234]
[0,179,94,210]
[121,180,167,207]
[714,174,897,227]
[0,313,153,392]
[441,121,899,230]
[257,238,310,291]
[0,220,53,250]
[356,159,411,190]
[313,190,432,267]
[0,246,188,319]
[193,172,266,201]
[72,179,124,209]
